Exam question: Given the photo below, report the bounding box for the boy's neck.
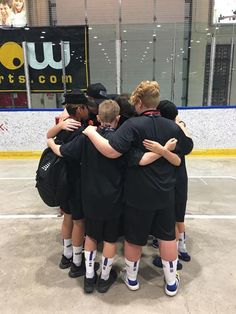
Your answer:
[100,121,116,129]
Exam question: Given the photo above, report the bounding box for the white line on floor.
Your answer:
[0,214,236,220]
[185,214,236,219]
[200,178,208,185]
[0,214,60,219]
[0,176,235,180]
[0,177,35,180]
[190,176,236,180]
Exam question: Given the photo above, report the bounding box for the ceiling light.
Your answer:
[93,36,98,39]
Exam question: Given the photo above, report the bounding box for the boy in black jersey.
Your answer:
[143,100,192,264]
[46,90,89,277]
[83,81,193,297]
[47,100,124,294]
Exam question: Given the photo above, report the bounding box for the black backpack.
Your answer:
[35,147,68,207]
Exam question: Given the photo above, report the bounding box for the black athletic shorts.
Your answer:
[175,178,187,222]
[175,201,187,222]
[124,204,176,246]
[60,195,84,221]
[85,217,121,243]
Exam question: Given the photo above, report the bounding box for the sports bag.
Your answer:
[35,147,68,207]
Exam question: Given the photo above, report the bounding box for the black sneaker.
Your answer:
[59,255,72,269]
[178,251,191,262]
[84,272,97,293]
[153,256,183,271]
[97,269,117,293]
[69,260,100,278]
[69,262,86,278]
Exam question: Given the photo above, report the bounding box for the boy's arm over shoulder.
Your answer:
[83,126,122,158]
[59,133,85,161]
[108,118,139,154]
[47,119,81,139]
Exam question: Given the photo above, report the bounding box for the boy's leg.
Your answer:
[97,242,118,293]
[72,219,85,265]
[101,241,116,280]
[121,241,141,290]
[97,217,121,293]
[68,219,86,278]
[84,235,98,293]
[155,205,179,297]
[159,239,179,296]
[121,206,154,291]
[177,222,191,262]
[59,212,73,269]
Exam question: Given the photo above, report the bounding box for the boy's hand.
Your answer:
[143,139,164,154]
[83,125,98,136]
[165,138,177,151]
[61,119,81,131]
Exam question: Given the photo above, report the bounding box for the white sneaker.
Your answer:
[120,269,140,291]
[164,272,180,297]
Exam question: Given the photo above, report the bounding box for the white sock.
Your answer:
[63,239,72,259]
[162,259,178,286]
[84,250,97,278]
[73,246,83,266]
[101,256,114,281]
[178,232,187,253]
[125,258,140,282]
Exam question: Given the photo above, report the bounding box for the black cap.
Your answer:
[86,83,108,104]
[64,89,88,105]
[158,100,178,121]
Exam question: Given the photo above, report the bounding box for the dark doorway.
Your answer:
[203,44,233,105]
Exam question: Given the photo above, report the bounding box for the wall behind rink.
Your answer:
[0,107,236,157]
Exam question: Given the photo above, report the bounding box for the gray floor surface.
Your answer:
[0,157,236,314]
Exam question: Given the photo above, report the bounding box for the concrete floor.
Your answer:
[0,157,236,314]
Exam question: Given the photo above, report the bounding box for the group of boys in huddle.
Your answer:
[46,81,193,296]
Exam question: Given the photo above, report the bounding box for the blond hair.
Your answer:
[130,81,160,108]
[98,100,120,123]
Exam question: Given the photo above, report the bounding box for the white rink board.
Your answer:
[0,108,236,151]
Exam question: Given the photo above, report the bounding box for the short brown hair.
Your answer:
[130,81,160,108]
[65,103,86,115]
[98,100,120,123]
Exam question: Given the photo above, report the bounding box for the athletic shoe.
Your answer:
[84,272,98,294]
[178,251,191,262]
[97,269,117,293]
[152,238,159,249]
[69,260,100,278]
[120,269,139,291]
[164,272,180,297]
[59,255,72,269]
[153,256,183,270]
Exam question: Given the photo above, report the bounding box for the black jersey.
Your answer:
[109,111,193,211]
[56,126,84,187]
[60,127,125,220]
